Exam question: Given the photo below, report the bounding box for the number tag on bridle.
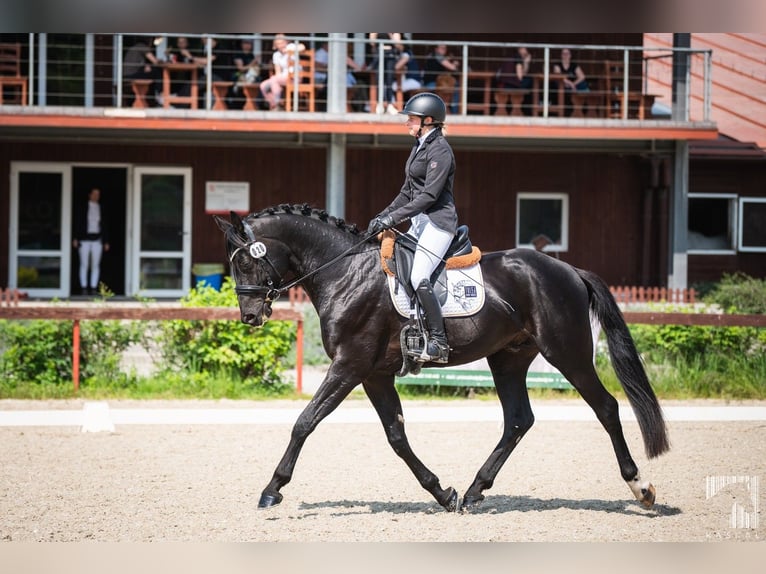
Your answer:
[249,241,267,259]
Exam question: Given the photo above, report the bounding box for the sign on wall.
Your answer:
[205,181,250,214]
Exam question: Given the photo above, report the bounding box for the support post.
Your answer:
[72,319,81,392]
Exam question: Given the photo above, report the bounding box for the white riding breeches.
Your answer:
[407,215,453,291]
[78,240,103,288]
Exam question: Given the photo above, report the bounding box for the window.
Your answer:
[738,197,766,252]
[687,194,736,254]
[516,193,568,252]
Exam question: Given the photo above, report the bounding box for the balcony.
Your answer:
[0,33,718,150]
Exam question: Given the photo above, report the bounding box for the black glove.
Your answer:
[367,214,395,236]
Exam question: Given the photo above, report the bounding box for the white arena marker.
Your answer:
[81,401,115,433]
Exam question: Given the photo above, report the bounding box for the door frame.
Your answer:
[9,161,72,298]
[130,165,192,298]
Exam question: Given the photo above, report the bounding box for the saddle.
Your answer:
[378,226,482,377]
[379,225,480,304]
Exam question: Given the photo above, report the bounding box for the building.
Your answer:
[2,33,757,301]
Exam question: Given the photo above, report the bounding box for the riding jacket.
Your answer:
[378,126,458,235]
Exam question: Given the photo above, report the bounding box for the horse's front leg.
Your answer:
[258,361,361,508]
[363,374,459,512]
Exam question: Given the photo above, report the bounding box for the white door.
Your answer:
[130,166,192,298]
[9,162,72,298]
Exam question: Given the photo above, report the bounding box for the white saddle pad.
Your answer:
[387,263,485,318]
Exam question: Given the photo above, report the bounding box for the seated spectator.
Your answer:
[423,43,460,113]
[390,40,423,111]
[187,35,231,109]
[166,35,195,64]
[366,33,403,114]
[314,40,364,111]
[123,37,162,107]
[231,37,265,109]
[260,34,305,111]
[494,45,532,115]
[552,47,589,116]
[164,36,196,99]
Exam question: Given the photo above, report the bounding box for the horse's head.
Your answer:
[215,212,288,327]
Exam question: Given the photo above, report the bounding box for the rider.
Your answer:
[367,92,458,363]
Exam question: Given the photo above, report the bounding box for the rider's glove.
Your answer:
[366,214,395,236]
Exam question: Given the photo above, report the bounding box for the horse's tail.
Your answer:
[576,268,670,459]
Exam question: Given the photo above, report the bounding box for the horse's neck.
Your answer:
[279,220,361,299]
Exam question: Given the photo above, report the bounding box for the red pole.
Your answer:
[296,318,304,394]
[72,319,80,392]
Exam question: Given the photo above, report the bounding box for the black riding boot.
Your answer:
[415,279,449,363]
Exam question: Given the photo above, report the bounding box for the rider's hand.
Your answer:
[367,214,395,236]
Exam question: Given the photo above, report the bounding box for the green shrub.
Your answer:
[703,272,766,314]
[156,277,297,388]
[0,314,145,396]
[0,319,73,389]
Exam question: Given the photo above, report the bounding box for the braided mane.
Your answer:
[248,203,362,236]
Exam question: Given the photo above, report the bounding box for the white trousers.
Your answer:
[408,215,453,290]
[78,240,103,288]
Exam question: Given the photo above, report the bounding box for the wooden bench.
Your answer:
[211,81,233,110]
[130,79,153,108]
[241,83,261,110]
[571,91,601,118]
[494,89,530,116]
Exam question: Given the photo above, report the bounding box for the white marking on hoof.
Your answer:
[628,473,655,508]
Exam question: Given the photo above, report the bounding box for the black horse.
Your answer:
[215,204,669,512]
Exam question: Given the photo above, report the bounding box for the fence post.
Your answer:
[296,318,304,394]
[72,319,80,392]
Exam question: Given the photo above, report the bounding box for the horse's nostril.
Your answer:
[242,313,259,326]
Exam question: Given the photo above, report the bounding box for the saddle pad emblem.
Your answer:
[387,264,485,318]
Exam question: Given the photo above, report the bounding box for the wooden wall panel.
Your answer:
[4,138,761,290]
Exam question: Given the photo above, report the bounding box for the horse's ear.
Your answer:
[213,214,232,234]
[230,211,246,233]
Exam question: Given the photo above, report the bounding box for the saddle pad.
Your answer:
[387,263,485,318]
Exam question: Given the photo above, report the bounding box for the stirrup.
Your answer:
[417,340,449,364]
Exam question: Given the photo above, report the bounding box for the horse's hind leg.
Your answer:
[461,350,536,511]
[557,361,655,508]
[363,375,459,512]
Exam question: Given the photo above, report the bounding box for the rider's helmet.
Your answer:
[400,92,447,124]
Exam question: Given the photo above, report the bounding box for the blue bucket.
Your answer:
[192,264,224,291]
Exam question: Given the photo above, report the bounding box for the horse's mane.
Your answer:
[248,203,362,236]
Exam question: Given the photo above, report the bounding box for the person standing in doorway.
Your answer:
[73,187,110,295]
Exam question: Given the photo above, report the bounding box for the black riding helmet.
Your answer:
[400,92,447,124]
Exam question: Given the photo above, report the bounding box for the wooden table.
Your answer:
[160,62,199,109]
[461,70,495,115]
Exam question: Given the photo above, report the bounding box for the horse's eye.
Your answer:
[236,253,255,271]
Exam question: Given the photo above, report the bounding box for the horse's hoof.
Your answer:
[459,493,484,513]
[441,487,459,512]
[258,492,283,508]
[640,484,656,508]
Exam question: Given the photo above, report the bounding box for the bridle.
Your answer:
[226,220,373,304]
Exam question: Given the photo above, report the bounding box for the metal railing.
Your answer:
[1,33,713,122]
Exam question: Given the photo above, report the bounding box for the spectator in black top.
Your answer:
[423,44,460,113]
[494,45,532,115]
[553,47,590,116]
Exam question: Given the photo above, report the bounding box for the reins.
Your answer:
[228,224,374,303]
